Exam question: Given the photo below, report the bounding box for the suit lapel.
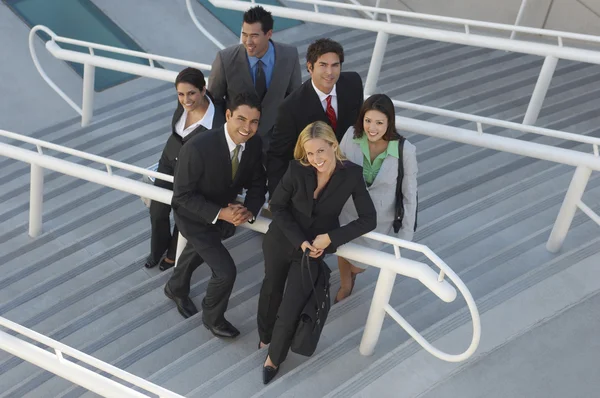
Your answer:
[334,74,351,136]
[300,165,316,216]
[216,127,233,180]
[171,101,184,133]
[235,45,256,96]
[317,164,347,203]
[305,81,328,120]
[263,41,283,104]
[233,139,254,185]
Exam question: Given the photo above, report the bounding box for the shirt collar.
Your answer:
[178,96,215,132]
[223,122,246,153]
[247,41,275,68]
[311,80,337,103]
[354,134,399,159]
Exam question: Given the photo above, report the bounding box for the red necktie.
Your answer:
[325,95,337,132]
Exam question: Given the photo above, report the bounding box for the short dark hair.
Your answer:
[353,94,401,141]
[243,6,274,33]
[306,38,344,71]
[227,92,262,114]
[175,67,206,91]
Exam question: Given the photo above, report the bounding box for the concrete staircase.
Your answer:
[0,24,599,398]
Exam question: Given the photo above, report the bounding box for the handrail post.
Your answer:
[546,165,592,252]
[510,0,528,40]
[364,31,389,97]
[360,266,397,356]
[29,164,44,238]
[522,55,558,125]
[81,63,95,127]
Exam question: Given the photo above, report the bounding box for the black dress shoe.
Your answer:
[164,284,198,319]
[203,319,240,338]
[144,255,159,269]
[158,258,175,271]
[263,364,279,384]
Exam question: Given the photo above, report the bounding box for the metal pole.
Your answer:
[81,63,95,127]
[546,166,592,252]
[174,233,187,267]
[363,31,389,97]
[29,164,44,238]
[510,0,528,40]
[522,55,558,125]
[359,267,397,355]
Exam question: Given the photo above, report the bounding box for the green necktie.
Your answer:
[231,145,241,179]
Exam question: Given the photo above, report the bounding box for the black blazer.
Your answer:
[172,126,267,246]
[268,160,376,254]
[266,72,364,197]
[154,97,226,190]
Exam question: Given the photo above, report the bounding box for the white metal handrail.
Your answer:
[209,0,600,62]
[261,0,600,46]
[0,129,174,183]
[207,0,600,124]
[0,317,183,398]
[0,130,480,364]
[29,25,212,127]
[391,99,600,150]
[185,0,226,49]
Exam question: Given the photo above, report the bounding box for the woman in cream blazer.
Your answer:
[336,94,418,303]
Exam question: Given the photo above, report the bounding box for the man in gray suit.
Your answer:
[208,6,302,153]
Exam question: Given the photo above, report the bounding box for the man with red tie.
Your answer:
[266,38,364,197]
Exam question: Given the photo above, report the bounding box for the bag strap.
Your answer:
[393,137,406,233]
[302,250,322,317]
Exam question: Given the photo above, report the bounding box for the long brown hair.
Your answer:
[294,121,346,167]
[353,94,402,141]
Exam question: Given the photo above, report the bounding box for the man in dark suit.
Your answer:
[164,93,267,338]
[208,6,302,153]
[266,38,364,197]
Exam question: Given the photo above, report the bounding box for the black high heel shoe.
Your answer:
[334,272,357,304]
[262,361,279,384]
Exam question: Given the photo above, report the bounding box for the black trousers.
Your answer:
[149,199,179,265]
[258,230,322,366]
[257,230,295,344]
[148,158,178,265]
[166,227,236,326]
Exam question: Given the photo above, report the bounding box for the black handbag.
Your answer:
[393,137,418,233]
[290,250,331,357]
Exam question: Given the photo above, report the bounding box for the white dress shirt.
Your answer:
[212,123,246,224]
[175,96,215,139]
[311,80,338,117]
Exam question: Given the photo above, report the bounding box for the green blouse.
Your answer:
[355,134,399,186]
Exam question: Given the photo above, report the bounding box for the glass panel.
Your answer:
[5,0,157,91]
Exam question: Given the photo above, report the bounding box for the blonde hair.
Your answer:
[294,121,346,167]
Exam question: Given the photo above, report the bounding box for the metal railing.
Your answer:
[29,25,212,127]
[391,113,600,253]
[205,0,600,124]
[0,317,183,397]
[0,129,480,368]
[185,0,226,49]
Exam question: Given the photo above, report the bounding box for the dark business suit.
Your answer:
[266,72,364,197]
[148,98,225,266]
[208,41,302,152]
[167,126,266,326]
[258,160,376,365]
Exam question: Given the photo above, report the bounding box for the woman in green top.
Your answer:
[335,94,418,303]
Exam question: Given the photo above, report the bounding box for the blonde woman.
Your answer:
[335,94,418,303]
[258,121,376,384]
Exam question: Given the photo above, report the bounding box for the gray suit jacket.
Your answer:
[339,127,418,249]
[208,41,302,149]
